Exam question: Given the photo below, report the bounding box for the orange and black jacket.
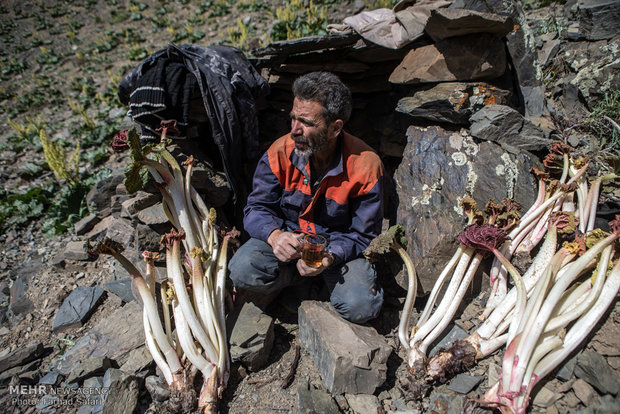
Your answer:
[243,131,384,266]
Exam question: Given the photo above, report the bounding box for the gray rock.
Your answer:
[429,388,466,414]
[532,385,561,408]
[52,286,106,332]
[103,279,134,303]
[100,368,140,414]
[578,0,620,40]
[298,301,391,394]
[74,214,100,236]
[425,8,513,41]
[36,394,59,412]
[396,82,512,125]
[575,351,620,395]
[537,34,561,68]
[557,353,578,381]
[110,194,131,213]
[8,275,34,320]
[470,105,552,151]
[573,378,599,405]
[86,216,136,248]
[345,393,380,414]
[120,191,160,217]
[39,371,61,386]
[135,223,165,253]
[297,379,340,414]
[119,345,154,376]
[568,36,620,106]
[394,125,539,292]
[0,342,44,372]
[389,34,506,85]
[429,324,470,357]
[77,404,95,414]
[0,358,41,383]
[190,166,231,208]
[447,373,484,394]
[227,302,275,372]
[86,173,124,214]
[136,203,169,226]
[62,240,95,262]
[145,375,170,402]
[488,362,500,387]
[578,394,620,414]
[51,301,144,376]
[66,356,113,385]
[84,376,104,389]
[504,3,545,117]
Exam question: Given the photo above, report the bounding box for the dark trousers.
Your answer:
[228,238,383,323]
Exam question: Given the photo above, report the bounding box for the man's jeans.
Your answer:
[229,238,383,323]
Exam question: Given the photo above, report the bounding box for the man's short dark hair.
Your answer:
[292,72,352,124]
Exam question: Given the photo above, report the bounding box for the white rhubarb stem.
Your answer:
[411,247,474,348]
[167,238,218,363]
[534,258,620,381]
[417,246,464,327]
[396,244,418,351]
[545,245,612,333]
[143,309,174,385]
[420,253,482,355]
[508,231,619,393]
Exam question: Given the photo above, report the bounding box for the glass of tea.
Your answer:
[301,234,327,268]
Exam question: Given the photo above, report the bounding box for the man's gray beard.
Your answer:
[294,146,313,158]
[293,130,329,159]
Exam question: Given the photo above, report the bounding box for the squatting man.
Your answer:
[229,71,385,323]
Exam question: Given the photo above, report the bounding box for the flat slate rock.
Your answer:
[0,342,44,372]
[447,373,484,394]
[51,301,145,376]
[297,380,340,414]
[389,34,506,85]
[299,300,391,395]
[52,286,106,332]
[575,351,620,395]
[103,278,134,303]
[470,104,552,151]
[396,82,512,125]
[251,32,361,57]
[227,302,274,372]
[425,8,514,41]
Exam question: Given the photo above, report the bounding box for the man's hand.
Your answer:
[296,252,335,277]
[268,230,302,262]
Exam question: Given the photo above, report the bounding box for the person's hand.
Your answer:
[267,230,302,262]
[296,252,334,277]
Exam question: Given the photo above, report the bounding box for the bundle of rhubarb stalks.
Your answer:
[90,125,230,414]
[377,143,619,413]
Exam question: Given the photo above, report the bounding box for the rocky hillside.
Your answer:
[0,0,619,413]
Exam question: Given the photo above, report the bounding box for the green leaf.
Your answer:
[124,161,145,194]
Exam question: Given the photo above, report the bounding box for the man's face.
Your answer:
[290,98,331,158]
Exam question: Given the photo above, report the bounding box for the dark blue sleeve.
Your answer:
[243,152,284,242]
[326,176,384,265]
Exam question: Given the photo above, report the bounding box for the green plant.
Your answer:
[365,0,398,9]
[39,128,81,185]
[586,89,620,155]
[127,45,149,61]
[228,18,249,49]
[270,0,330,41]
[55,337,75,356]
[0,187,49,230]
[68,98,96,129]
